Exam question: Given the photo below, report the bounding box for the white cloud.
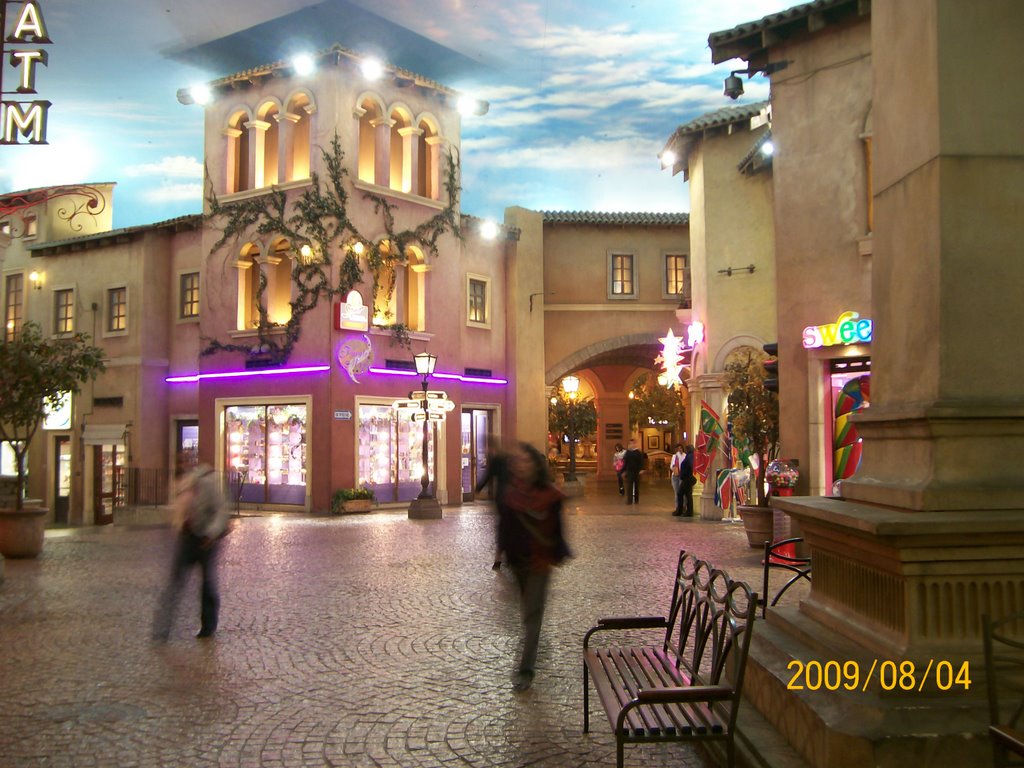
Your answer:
[141,182,203,204]
[122,155,203,179]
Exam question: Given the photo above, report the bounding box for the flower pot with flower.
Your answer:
[331,486,376,514]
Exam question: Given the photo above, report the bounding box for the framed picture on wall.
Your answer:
[647,435,660,451]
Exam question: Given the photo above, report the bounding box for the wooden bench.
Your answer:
[583,550,757,768]
[983,610,1024,767]
[761,537,811,618]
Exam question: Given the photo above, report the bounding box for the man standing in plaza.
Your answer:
[622,438,645,505]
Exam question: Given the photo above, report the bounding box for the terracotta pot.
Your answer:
[0,507,48,559]
[736,505,773,549]
[342,499,374,514]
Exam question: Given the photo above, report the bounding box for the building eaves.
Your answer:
[709,0,870,65]
[27,214,202,256]
[661,102,769,180]
[206,43,460,99]
[542,211,689,227]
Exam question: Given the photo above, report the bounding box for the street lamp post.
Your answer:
[408,351,442,519]
[562,375,579,483]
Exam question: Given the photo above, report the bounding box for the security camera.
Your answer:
[723,73,744,100]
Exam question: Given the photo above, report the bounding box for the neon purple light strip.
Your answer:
[166,365,331,383]
[368,367,508,385]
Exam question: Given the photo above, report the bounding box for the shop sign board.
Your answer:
[802,311,873,349]
[335,290,368,331]
[333,410,352,420]
[408,390,448,401]
[1,0,53,145]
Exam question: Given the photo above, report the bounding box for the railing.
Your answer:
[113,467,173,508]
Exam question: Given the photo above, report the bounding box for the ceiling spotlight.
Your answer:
[761,140,775,156]
[480,220,498,240]
[361,57,383,81]
[292,54,315,77]
[457,95,489,116]
[190,84,212,105]
[661,149,677,168]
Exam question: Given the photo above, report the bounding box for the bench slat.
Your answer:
[587,649,648,736]
[647,647,727,734]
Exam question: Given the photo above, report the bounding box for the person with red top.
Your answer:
[497,442,572,691]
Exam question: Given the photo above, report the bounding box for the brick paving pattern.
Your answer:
[0,483,787,768]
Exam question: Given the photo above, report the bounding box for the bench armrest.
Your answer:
[990,725,1024,756]
[584,616,667,648]
[598,616,667,629]
[636,684,734,704]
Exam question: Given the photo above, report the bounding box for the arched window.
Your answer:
[237,243,262,329]
[286,92,313,182]
[357,97,382,184]
[226,110,251,193]
[404,246,426,331]
[257,101,281,187]
[372,240,397,326]
[267,239,294,325]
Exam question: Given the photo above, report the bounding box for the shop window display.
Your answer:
[358,403,433,503]
[831,371,870,493]
[225,404,307,505]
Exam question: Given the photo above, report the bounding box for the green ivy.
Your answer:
[203,134,462,364]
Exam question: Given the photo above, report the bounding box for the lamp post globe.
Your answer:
[562,375,580,482]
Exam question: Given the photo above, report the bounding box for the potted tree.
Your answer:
[331,486,376,514]
[0,322,106,558]
[723,348,780,548]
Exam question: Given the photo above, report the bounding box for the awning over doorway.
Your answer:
[82,424,127,446]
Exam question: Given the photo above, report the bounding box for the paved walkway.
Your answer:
[0,482,776,768]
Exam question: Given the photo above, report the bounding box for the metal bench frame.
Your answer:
[983,610,1024,767]
[583,551,756,768]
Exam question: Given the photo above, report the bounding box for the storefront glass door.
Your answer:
[225,404,308,505]
[829,361,871,493]
[358,403,434,503]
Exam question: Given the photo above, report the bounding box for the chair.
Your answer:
[760,537,811,619]
[983,611,1024,767]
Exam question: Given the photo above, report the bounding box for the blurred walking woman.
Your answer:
[497,442,572,691]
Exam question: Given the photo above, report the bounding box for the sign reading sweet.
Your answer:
[1,1,53,144]
[802,311,873,349]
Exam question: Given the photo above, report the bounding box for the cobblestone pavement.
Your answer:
[0,482,780,768]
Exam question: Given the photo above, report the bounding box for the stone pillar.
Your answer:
[397,126,423,195]
[276,111,300,184]
[425,136,446,201]
[223,127,243,193]
[243,119,271,190]
[687,373,727,521]
[595,392,629,481]
[371,116,395,189]
[763,2,1024,765]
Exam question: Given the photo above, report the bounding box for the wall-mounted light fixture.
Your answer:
[716,266,757,278]
[717,264,756,277]
[28,270,43,290]
[723,61,789,100]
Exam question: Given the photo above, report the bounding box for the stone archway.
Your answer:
[548,332,683,483]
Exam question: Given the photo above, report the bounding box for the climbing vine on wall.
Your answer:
[202,133,462,365]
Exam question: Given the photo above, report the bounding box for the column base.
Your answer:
[408,497,443,520]
[743,607,991,768]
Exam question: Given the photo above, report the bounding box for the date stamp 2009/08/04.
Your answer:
[786,659,971,693]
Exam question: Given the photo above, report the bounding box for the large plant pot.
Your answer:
[341,499,373,514]
[736,505,773,549]
[0,507,48,559]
